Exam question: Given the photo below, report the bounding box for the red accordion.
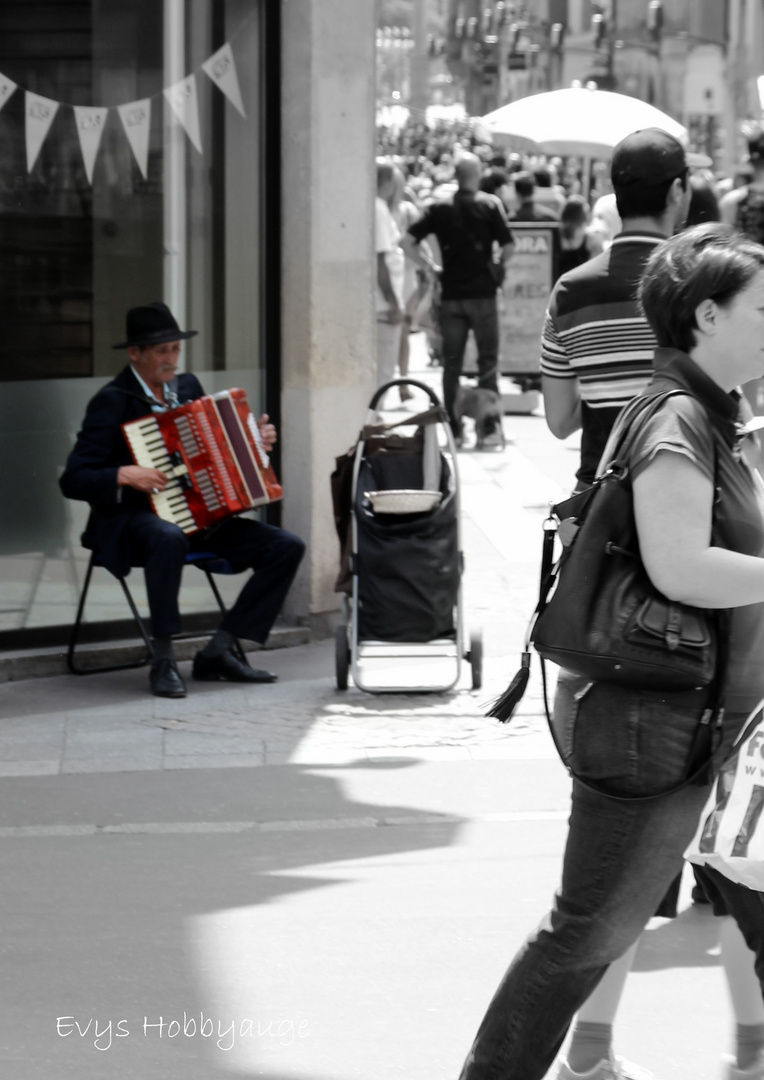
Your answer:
[122,388,282,534]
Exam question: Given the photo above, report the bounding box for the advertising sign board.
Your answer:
[464,222,557,378]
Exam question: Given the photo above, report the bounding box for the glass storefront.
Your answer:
[0,0,275,645]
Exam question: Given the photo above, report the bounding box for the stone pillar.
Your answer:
[280,0,377,636]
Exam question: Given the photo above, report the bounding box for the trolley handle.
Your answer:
[369,378,442,412]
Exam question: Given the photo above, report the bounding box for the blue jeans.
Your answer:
[439,297,499,434]
[458,672,746,1080]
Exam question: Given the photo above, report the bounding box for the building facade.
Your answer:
[445,0,764,174]
[0,0,376,652]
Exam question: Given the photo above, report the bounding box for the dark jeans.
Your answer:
[439,296,500,434]
[124,510,305,642]
[458,672,748,1080]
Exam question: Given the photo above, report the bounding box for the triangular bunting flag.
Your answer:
[73,106,108,184]
[0,73,17,114]
[163,74,202,154]
[202,42,246,118]
[117,98,152,179]
[25,91,59,172]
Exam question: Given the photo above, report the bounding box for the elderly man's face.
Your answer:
[128,340,182,385]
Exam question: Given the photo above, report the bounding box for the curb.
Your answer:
[0,625,311,684]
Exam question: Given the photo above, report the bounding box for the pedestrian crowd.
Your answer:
[374,116,764,448]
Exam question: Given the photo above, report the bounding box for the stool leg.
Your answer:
[67,553,96,674]
[67,555,155,675]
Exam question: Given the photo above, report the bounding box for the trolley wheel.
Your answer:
[468,630,483,690]
[335,624,350,691]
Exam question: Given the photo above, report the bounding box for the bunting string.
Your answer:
[0,35,248,184]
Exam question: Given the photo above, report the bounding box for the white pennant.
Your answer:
[73,106,108,184]
[117,98,152,179]
[25,91,60,172]
[163,74,202,153]
[0,73,17,114]
[202,42,246,118]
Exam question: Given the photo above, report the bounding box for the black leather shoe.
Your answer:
[149,657,187,698]
[192,647,277,684]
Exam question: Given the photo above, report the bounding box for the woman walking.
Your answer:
[459,223,764,1080]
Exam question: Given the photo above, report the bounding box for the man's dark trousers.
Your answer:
[439,296,500,435]
[124,511,305,641]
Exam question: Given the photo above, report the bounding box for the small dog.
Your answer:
[453,383,506,450]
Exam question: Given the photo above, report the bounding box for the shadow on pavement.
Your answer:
[0,761,464,1079]
[634,904,723,972]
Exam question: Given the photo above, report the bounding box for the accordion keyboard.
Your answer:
[122,416,198,534]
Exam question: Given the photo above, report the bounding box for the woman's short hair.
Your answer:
[560,194,589,240]
[639,223,764,354]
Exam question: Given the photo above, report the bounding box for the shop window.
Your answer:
[0,0,273,641]
[0,0,263,383]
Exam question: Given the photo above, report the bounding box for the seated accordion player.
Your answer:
[122,388,282,534]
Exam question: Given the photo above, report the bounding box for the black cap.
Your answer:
[611,127,688,188]
[112,302,198,349]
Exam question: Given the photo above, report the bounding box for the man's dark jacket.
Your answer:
[59,365,204,578]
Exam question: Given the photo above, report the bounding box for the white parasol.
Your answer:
[480,87,690,158]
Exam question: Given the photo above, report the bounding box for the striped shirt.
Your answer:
[540,231,664,483]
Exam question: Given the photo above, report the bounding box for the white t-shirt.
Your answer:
[375,196,405,314]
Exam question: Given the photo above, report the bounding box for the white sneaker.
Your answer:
[557,1055,656,1080]
[722,1052,764,1080]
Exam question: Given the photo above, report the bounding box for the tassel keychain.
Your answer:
[487,510,557,724]
[487,651,531,723]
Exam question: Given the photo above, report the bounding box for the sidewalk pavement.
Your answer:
[0,332,571,778]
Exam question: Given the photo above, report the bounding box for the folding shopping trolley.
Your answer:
[331,378,482,693]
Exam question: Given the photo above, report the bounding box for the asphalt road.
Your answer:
[0,759,732,1080]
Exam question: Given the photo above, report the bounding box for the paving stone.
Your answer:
[0,759,61,777]
[61,755,163,774]
[163,752,266,769]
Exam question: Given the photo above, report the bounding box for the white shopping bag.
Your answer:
[685,700,764,890]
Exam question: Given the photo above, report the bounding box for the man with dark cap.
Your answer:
[60,302,305,698]
[400,151,514,444]
[541,127,692,488]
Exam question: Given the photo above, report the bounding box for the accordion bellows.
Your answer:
[122,388,282,534]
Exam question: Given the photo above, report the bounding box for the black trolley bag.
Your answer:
[332,378,482,693]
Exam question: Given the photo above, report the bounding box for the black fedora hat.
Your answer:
[112,302,198,349]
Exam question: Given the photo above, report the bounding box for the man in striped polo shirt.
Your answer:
[541,128,692,487]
